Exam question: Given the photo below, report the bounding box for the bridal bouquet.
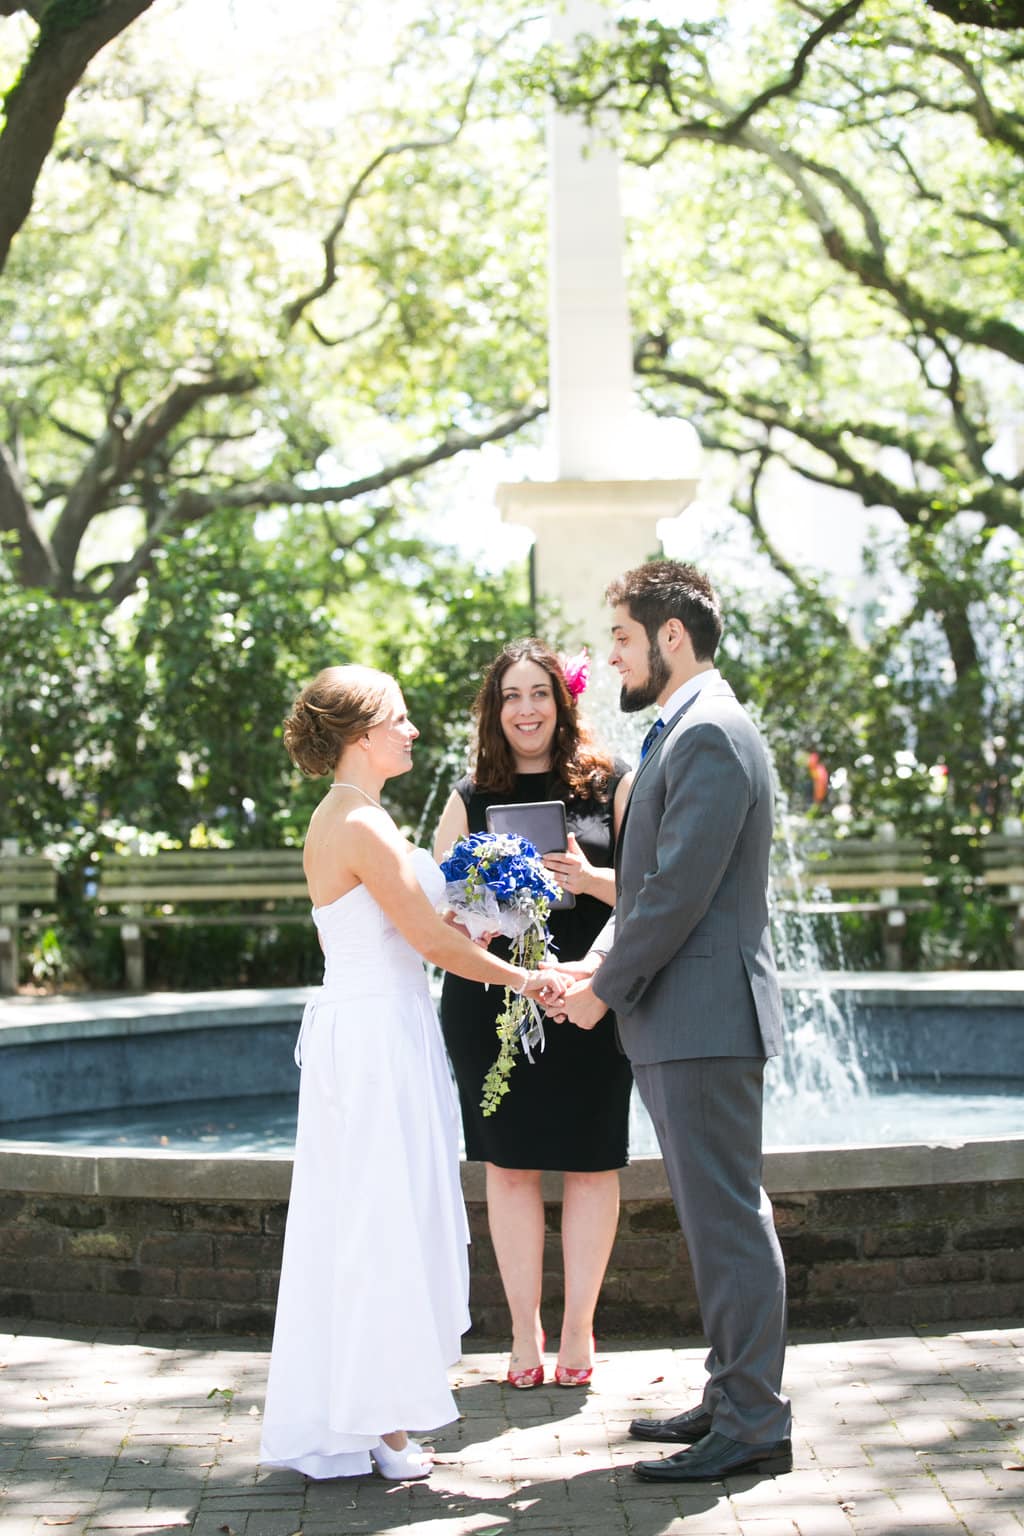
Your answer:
[439,832,562,1116]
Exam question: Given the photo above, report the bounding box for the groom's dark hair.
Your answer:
[606,560,722,661]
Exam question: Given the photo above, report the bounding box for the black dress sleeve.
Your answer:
[453,774,475,811]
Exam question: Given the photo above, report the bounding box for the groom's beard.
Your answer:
[620,640,671,713]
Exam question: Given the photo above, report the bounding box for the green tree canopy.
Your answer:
[525,0,1023,823]
[0,0,546,604]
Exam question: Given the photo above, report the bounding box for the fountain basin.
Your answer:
[1,977,1021,1149]
[1,979,1022,1336]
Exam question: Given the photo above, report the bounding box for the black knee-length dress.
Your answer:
[440,767,633,1171]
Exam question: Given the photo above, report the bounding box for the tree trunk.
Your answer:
[0,0,157,275]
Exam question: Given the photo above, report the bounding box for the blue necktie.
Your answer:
[639,718,665,761]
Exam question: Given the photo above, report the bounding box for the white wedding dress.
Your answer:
[260,847,470,1479]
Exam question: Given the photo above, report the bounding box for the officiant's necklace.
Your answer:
[329,781,380,806]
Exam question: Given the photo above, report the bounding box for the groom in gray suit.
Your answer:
[557,560,791,1482]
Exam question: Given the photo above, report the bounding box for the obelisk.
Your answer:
[498,0,698,646]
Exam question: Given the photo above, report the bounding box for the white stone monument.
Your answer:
[498,0,699,647]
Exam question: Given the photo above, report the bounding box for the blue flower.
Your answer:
[440,832,561,917]
[437,832,562,1118]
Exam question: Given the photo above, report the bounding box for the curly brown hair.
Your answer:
[606,560,722,661]
[283,665,395,777]
[471,639,614,800]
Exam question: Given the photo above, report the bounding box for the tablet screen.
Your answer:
[485,800,575,910]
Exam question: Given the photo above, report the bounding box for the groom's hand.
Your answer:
[561,979,608,1031]
[541,958,603,1020]
[552,958,600,981]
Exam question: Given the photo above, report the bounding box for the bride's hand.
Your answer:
[519,967,568,1002]
[442,911,495,946]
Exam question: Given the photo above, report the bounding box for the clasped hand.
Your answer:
[519,967,569,1002]
[538,960,609,1031]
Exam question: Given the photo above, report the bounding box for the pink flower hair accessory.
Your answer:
[562,648,590,701]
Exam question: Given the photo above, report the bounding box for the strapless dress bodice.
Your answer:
[312,846,444,997]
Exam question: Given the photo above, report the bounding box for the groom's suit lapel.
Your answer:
[613,696,697,868]
[614,678,737,865]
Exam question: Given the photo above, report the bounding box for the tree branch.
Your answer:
[640,361,1023,532]
[909,330,992,476]
[926,39,1024,153]
[692,124,1024,365]
[925,2,1024,29]
[74,398,545,603]
[55,141,173,197]
[718,0,866,140]
[0,0,158,275]
[49,365,259,585]
[176,400,545,513]
[282,19,529,333]
[735,443,821,596]
[0,441,59,587]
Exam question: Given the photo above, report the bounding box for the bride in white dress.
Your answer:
[260,665,566,1481]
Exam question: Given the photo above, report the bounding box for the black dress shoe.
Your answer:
[633,1430,793,1483]
[629,1405,714,1444]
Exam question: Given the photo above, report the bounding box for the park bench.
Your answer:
[0,839,59,993]
[96,848,309,991]
[777,823,1024,969]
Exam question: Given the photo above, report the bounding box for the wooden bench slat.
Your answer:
[0,880,58,899]
[778,899,933,915]
[98,882,310,904]
[98,860,302,877]
[816,845,924,860]
[782,870,938,891]
[780,867,1024,895]
[98,872,304,892]
[96,912,309,928]
[103,852,302,869]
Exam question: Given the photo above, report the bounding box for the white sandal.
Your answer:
[371,1436,432,1480]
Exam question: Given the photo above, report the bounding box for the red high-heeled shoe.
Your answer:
[554,1334,595,1388]
[553,1363,592,1387]
[506,1363,544,1389]
[506,1332,545,1389]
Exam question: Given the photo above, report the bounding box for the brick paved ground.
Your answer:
[1,1320,1021,1536]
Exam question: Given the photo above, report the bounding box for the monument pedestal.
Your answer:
[497,478,696,645]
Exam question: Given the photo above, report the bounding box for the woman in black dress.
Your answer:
[433,639,633,1389]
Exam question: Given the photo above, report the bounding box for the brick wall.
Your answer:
[467,1180,1024,1338]
[0,1193,283,1335]
[2,1175,1022,1337]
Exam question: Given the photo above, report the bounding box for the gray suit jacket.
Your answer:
[591,676,784,1066]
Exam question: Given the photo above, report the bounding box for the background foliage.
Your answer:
[2,0,1023,982]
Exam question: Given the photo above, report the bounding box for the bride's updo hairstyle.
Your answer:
[283,665,395,778]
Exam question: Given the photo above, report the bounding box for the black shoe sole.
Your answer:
[633,1449,793,1482]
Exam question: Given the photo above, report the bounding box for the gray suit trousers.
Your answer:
[633,1057,791,1444]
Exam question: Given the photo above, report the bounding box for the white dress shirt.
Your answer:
[655,667,721,729]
